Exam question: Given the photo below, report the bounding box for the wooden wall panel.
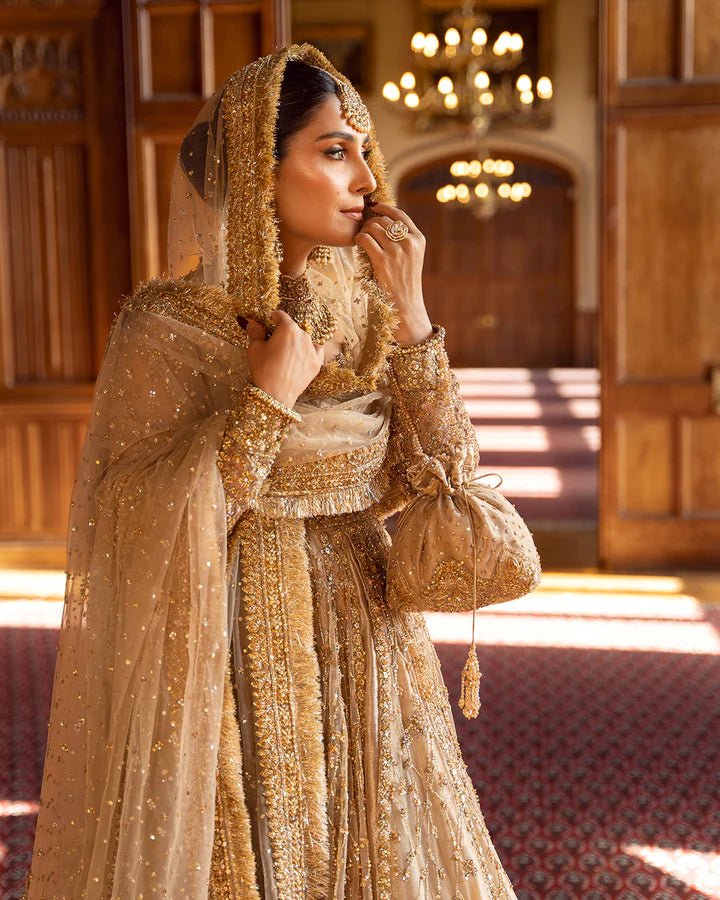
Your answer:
[138,4,202,98]
[694,0,720,78]
[599,0,720,567]
[136,131,185,276]
[0,409,88,540]
[2,142,93,382]
[680,417,720,515]
[624,0,675,79]
[620,120,720,380]
[617,417,673,516]
[210,6,263,87]
[607,0,720,107]
[0,0,130,563]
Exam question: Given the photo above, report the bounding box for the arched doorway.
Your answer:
[398,152,578,368]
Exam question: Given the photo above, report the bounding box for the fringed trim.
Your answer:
[255,466,390,519]
[121,275,246,348]
[235,513,330,900]
[209,656,262,899]
[277,517,332,899]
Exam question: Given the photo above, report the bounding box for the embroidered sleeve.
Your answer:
[218,382,301,533]
[376,324,480,517]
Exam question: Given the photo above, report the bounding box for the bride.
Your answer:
[23,43,518,899]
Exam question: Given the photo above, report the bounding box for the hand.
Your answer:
[244,309,325,408]
[353,202,432,345]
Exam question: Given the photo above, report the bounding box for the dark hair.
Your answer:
[274,60,339,161]
[179,59,338,200]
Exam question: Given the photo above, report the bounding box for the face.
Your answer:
[274,93,377,258]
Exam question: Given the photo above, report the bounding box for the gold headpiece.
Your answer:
[333,77,372,134]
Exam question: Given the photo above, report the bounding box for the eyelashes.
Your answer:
[325,147,373,161]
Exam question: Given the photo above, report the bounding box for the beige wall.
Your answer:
[291,0,599,315]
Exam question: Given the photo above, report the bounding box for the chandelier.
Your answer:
[381,1,553,137]
[436,156,532,219]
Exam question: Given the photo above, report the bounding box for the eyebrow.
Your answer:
[315,130,371,144]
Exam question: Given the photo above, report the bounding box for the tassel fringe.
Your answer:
[458,643,482,719]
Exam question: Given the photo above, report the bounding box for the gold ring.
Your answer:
[385,220,409,242]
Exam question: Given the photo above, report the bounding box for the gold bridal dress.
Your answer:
[23,44,517,900]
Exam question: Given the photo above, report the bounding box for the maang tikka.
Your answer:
[334,77,372,135]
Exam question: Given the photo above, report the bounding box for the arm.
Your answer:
[98,304,300,538]
[217,381,301,533]
[375,324,480,518]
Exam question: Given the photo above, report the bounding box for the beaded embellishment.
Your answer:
[277,272,337,344]
[333,77,372,134]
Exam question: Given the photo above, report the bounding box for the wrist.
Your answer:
[394,317,433,347]
[247,381,300,419]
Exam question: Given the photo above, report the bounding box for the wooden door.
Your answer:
[399,152,578,368]
[599,0,720,567]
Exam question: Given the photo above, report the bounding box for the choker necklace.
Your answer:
[277,272,337,344]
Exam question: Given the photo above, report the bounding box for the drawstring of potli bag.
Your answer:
[457,471,504,719]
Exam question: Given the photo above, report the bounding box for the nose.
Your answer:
[353,155,377,196]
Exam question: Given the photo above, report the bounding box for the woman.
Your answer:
[23,44,517,899]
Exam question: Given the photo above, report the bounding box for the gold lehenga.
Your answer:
[22,44,517,899]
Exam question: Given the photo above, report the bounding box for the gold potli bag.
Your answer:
[385,368,542,719]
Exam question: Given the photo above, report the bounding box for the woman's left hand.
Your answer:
[353,202,433,346]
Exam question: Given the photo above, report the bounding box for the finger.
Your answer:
[271,307,294,325]
[360,217,396,240]
[365,202,416,231]
[245,318,266,340]
[363,219,408,248]
[354,230,385,255]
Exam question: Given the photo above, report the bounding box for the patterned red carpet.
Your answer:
[1,574,718,900]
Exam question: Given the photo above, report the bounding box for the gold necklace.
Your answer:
[277,272,337,344]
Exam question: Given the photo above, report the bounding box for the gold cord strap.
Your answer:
[457,472,503,719]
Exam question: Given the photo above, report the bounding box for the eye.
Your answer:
[325,146,373,161]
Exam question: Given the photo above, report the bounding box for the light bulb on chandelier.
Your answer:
[437,153,532,219]
[381,1,554,137]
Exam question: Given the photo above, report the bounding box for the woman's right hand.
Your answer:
[244,308,325,409]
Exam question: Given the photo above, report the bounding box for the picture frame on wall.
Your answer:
[292,23,373,93]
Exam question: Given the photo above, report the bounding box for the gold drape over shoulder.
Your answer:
[24,43,518,900]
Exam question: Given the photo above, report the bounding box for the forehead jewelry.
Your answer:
[385,220,409,242]
[334,77,372,136]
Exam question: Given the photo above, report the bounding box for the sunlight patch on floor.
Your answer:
[622,843,720,897]
[424,571,720,653]
[2,570,719,653]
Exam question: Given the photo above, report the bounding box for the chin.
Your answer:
[314,232,355,249]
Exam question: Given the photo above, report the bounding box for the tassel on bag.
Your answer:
[456,475,502,719]
[459,641,482,718]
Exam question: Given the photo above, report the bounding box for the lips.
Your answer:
[341,209,364,221]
